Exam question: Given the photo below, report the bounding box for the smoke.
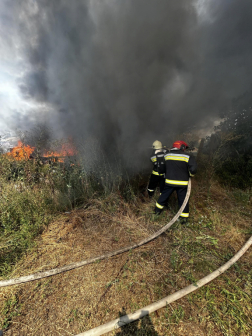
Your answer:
[197,0,252,113]
[1,0,252,170]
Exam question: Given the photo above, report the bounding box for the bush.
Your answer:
[0,151,103,276]
[214,154,252,189]
[0,182,54,276]
[0,143,145,276]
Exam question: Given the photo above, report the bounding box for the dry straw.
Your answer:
[76,235,252,336]
[0,180,191,288]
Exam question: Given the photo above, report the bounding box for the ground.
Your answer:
[0,179,251,336]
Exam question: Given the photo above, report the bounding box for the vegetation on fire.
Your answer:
[0,99,252,335]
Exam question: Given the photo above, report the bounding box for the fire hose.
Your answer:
[0,180,191,288]
[76,235,252,336]
[1,178,251,336]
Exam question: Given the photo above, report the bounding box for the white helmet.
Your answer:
[152,140,162,150]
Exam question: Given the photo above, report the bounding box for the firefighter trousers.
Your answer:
[147,173,165,197]
[155,185,189,218]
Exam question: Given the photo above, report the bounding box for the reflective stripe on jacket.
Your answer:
[152,170,164,176]
[150,148,168,173]
[164,150,197,187]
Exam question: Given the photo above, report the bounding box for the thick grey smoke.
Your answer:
[1,0,252,170]
[196,0,252,117]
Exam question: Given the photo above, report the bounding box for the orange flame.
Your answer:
[7,141,35,160]
[5,139,77,162]
[43,141,77,162]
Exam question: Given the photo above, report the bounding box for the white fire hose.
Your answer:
[0,180,191,288]
[76,235,252,336]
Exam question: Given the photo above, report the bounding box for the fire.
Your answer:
[7,141,35,160]
[43,142,77,162]
[5,139,77,163]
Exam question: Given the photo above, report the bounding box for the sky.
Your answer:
[0,0,252,168]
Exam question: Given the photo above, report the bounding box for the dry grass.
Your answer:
[0,179,251,336]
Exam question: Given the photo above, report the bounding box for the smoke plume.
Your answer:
[1,0,252,169]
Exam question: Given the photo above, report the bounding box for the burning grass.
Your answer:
[6,138,77,163]
[0,174,251,335]
[6,141,35,161]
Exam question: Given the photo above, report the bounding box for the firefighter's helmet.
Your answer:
[172,140,189,150]
[152,140,162,150]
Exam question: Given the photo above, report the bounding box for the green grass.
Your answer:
[1,294,21,329]
[190,274,252,336]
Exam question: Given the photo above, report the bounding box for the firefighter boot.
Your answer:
[179,217,188,225]
[154,207,162,215]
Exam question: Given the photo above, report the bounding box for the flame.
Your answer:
[7,141,35,160]
[5,139,76,162]
[43,141,77,162]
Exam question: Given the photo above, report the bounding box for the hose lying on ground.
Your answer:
[76,235,252,336]
[0,180,191,288]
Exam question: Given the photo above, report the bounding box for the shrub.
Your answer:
[0,152,102,276]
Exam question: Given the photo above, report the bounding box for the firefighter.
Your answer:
[147,140,168,198]
[154,140,197,223]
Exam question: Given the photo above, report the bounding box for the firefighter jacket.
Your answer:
[164,149,197,186]
[150,148,169,176]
